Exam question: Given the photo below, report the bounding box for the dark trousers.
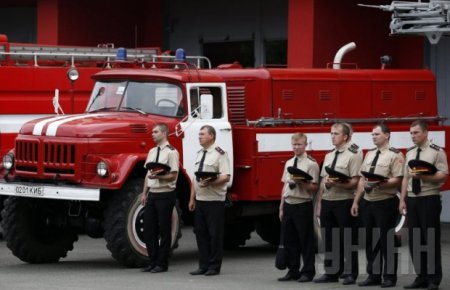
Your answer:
[282,201,316,278]
[320,199,359,279]
[194,200,225,271]
[361,198,398,282]
[407,195,442,285]
[143,191,176,269]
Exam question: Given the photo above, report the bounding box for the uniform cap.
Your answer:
[194,171,219,182]
[287,166,313,181]
[361,171,388,182]
[324,166,350,182]
[145,162,171,175]
[408,159,437,175]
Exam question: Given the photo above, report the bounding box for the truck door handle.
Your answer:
[220,128,231,131]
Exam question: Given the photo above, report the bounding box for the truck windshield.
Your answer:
[86,81,184,117]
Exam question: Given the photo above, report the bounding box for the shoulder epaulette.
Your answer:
[350,143,360,151]
[348,144,358,154]
[368,147,377,151]
[407,145,417,152]
[430,143,441,151]
[389,147,400,154]
[215,146,225,155]
[166,144,175,150]
[307,155,316,162]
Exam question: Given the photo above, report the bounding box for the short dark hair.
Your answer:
[374,123,390,134]
[411,120,428,132]
[154,123,169,136]
[332,122,352,139]
[374,123,390,140]
[200,125,216,140]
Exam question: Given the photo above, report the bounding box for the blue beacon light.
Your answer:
[116,47,127,61]
[175,48,186,62]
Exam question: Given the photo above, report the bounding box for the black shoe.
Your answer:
[427,283,439,290]
[381,280,396,288]
[404,279,428,289]
[190,268,207,275]
[358,277,382,286]
[297,275,313,283]
[141,265,155,272]
[150,266,167,273]
[204,269,220,276]
[314,274,338,283]
[342,276,356,285]
[278,272,300,281]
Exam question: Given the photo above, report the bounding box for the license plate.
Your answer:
[14,185,45,197]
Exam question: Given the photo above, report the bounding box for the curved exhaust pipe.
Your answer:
[333,42,356,69]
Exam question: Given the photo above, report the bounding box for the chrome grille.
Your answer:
[44,143,76,164]
[16,140,39,163]
[15,140,76,175]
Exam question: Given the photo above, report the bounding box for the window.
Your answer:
[189,86,223,119]
[87,81,184,117]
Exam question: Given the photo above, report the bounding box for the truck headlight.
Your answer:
[2,153,15,170]
[96,160,109,177]
[67,67,79,82]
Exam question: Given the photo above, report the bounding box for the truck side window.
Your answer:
[190,86,223,119]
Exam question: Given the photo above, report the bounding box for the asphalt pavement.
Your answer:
[0,225,449,290]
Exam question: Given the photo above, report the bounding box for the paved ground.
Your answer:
[0,224,449,290]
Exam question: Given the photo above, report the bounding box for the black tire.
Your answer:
[0,196,5,238]
[255,215,280,245]
[1,197,78,263]
[103,178,182,268]
[223,220,254,249]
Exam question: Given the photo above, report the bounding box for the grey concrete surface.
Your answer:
[0,224,449,290]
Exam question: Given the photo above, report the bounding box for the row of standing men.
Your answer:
[279,120,447,290]
[137,120,447,290]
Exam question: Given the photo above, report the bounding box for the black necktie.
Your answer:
[330,151,340,169]
[198,150,207,172]
[155,146,160,163]
[412,148,422,194]
[369,150,380,174]
[289,157,298,190]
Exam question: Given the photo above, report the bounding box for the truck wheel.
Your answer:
[1,197,78,263]
[0,196,5,238]
[223,220,254,249]
[255,215,280,245]
[103,179,182,268]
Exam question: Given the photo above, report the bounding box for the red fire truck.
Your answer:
[0,45,449,267]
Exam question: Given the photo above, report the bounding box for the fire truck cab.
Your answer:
[0,48,449,267]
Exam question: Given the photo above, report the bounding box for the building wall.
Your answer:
[288,0,424,69]
[32,0,164,47]
[167,0,288,67]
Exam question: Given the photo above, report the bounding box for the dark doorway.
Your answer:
[265,39,287,66]
[0,6,37,43]
[203,40,254,68]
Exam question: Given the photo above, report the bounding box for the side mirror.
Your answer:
[199,94,213,119]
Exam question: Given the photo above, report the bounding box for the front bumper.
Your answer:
[0,181,100,201]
